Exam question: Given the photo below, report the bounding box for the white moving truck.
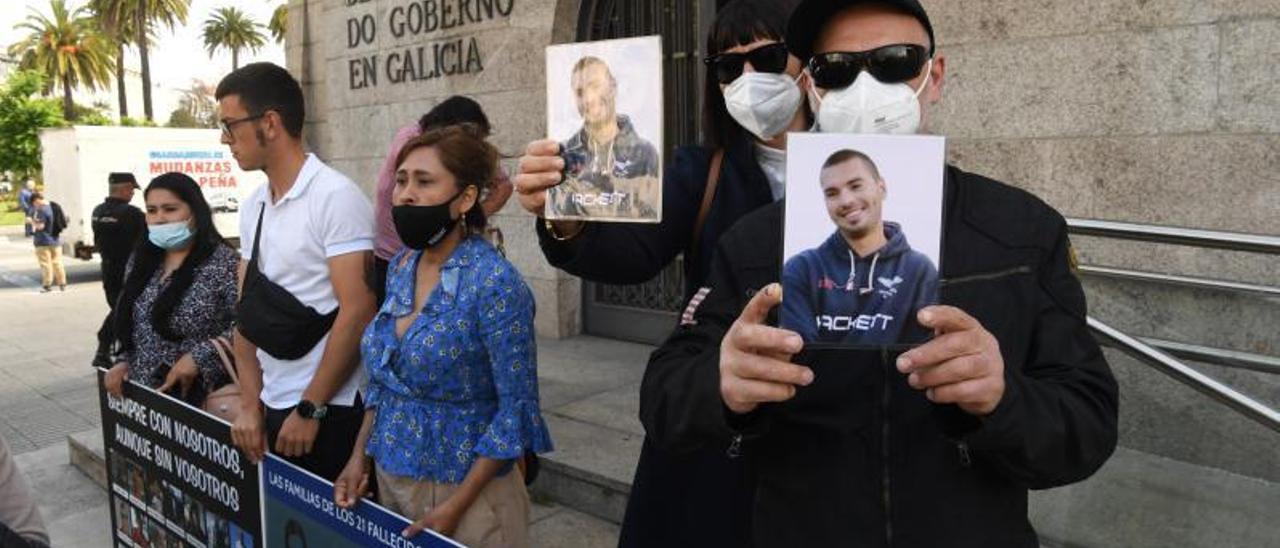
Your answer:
[39,126,265,257]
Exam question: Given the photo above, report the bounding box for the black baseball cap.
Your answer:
[108,172,139,188]
[785,0,936,63]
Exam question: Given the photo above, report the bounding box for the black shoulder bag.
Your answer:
[236,203,338,360]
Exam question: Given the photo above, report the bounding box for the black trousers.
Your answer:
[618,438,755,548]
[95,259,127,360]
[264,398,365,482]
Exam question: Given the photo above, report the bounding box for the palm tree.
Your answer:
[269,4,288,44]
[8,0,115,120]
[89,0,147,119]
[202,7,268,71]
[91,0,189,122]
[141,0,190,122]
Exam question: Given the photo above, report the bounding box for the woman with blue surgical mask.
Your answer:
[104,172,239,410]
[512,1,810,546]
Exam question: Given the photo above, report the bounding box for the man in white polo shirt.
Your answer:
[217,63,378,482]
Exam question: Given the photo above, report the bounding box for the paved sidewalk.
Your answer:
[0,228,106,455]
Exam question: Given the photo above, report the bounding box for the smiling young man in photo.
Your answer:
[553,55,661,220]
[782,148,937,344]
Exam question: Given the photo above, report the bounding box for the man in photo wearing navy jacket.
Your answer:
[782,148,937,344]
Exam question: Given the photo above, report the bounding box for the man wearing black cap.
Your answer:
[91,172,145,368]
[639,1,1119,546]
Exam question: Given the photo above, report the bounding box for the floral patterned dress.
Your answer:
[361,236,553,482]
[119,244,238,406]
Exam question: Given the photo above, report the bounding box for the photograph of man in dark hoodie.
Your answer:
[551,55,661,221]
[782,148,938,345]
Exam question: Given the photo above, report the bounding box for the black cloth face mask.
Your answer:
[392,188,469,250]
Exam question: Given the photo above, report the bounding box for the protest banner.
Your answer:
[263,455,461,548]
[98,370,261,548]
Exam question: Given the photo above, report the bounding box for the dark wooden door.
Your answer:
[576,0,715,344]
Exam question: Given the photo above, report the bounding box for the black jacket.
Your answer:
[640,166,1119,547]
[92,197,145,263]
[538,135,775,296]
[537,135,774,548]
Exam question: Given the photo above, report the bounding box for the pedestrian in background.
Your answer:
[18,181,35,238]
[27,193,67,293]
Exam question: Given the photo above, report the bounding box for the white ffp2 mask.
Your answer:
[724,72,804,141]
[811,59,932,134]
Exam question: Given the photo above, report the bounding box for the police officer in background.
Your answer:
[91,172,145,368]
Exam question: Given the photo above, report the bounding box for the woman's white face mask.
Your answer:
[723,71,804,141]
[809,58,932,135]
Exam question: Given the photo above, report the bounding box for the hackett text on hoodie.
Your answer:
[782,222,938,345]
[551,114,661,221]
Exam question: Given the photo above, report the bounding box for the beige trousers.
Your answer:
[34,245,66,287]
[376,465,530,548]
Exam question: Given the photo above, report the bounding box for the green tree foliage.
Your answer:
[269,4,288,44]
[166,81,216,128]
[89,0,154,119]
[202,7,267,71]
[73,103,115,126]
[120,116,156,127]
[0,71,66,182]
[7,0,115,121]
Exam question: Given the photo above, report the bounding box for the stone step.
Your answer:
[68,429,107,489]
[1031,445,1280,548]
[18,437,111,547]
[527,414,639,525]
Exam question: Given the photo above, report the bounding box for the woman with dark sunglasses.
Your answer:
[512,1,807,546]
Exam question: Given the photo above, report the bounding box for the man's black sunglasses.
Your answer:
[807,44,930,90]
[704,42,790,85]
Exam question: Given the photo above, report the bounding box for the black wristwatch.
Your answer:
[295,400,328,420]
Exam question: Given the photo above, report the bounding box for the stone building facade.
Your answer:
[285,3,1278,541]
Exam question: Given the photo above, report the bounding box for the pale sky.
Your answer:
[2,0,287,121]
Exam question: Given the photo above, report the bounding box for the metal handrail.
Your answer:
[1078,265,1280,299]
[1096,335,1280,376]
[1066,219,1280,377]
[1089,317,1280,433]
[1139,337,1280,376]
[1067,218,1280,255]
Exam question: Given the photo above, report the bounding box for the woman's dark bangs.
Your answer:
[708,5,785,56]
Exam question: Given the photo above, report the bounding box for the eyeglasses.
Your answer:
[218,113,266,140]
[704,42,790,84]
[807,44,930,90]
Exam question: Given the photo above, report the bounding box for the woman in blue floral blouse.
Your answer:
[334,124,552,546]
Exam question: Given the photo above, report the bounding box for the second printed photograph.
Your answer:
[544,35,664,223]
